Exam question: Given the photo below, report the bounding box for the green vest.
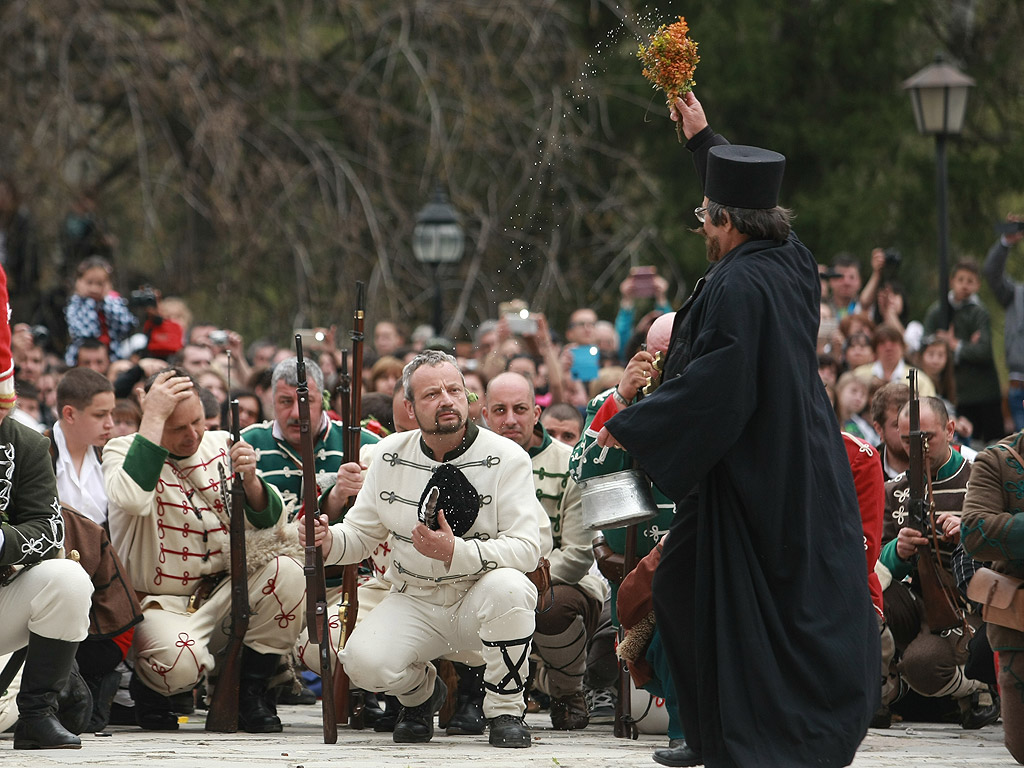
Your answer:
[242,417,380,521]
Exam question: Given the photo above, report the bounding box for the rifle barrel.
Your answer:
[295,334,338,743]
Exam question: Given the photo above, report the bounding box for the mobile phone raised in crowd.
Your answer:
[499,299,537,335]
[630,266,657,298]
[295,328,327,352]
[504,312,538,335]
[995,220,1024,235]
[570,345,600,382]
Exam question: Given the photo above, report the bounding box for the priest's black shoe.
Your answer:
[129,672,179,731]
[393,677,447,743]
[488,714,532,748]
[652,742,703,767]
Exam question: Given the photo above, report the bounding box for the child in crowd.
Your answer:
[111,398,142,437]
[923,259,1004,443]
[64,256,136,366]
[918,334,957,404]
[841,331,875,372]
[834,371,879,444]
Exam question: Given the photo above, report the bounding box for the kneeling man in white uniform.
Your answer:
[301,350,541,748]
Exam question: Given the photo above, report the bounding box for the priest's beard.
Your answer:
[704,231,723,262]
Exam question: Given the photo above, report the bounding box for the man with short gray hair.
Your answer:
[242,355,381,711]
[243,356,378,519]
[301,350,543,748]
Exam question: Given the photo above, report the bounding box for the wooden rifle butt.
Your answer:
[205,643,242,732]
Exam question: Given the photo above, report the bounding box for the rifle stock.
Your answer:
[906,370,963,633]
[297,335,339,744]
[206,401,250,733]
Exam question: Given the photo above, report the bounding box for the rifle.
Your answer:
[297,334,338,744]
[614,380,647,740]
[333,281,366,728]
[906,369,964,633]
[205,400,250,733]
[614,523,639,740]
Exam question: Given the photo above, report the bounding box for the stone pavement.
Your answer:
[0,706,1018,768]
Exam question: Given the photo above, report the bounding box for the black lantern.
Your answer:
[413,187,465,335]
[903,55,974,326]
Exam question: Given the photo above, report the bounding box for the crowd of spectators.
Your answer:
[6,171,1024,756]
[818,221,1024,451]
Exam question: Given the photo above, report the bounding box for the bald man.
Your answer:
[568,313,681,745]
[482,372,606,730]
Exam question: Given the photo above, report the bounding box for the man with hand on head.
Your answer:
[104,368,304,734]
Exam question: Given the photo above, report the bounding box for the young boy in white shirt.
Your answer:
[52,367,115,525]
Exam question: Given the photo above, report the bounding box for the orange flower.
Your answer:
[638,16,700,103]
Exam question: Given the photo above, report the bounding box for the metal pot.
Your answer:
[578,469,659,531]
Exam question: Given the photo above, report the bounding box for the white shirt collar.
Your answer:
[53,421,108,525]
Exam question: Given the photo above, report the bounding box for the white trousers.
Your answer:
[340,568,536,719]
[0,559,92,649]
[132,555,305,695]
[0,558,92,730]
[297,577,389,672]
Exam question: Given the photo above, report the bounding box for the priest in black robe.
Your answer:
[598,91,879,768]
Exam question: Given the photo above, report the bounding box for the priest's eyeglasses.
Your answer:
[694,205,708,224]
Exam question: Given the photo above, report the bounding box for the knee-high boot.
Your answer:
[13,633,82,750]
[238,648,283,734]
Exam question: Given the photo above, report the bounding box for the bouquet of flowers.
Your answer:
[637,16,700,142]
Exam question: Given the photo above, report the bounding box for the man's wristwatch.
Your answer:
[611,388,629,407]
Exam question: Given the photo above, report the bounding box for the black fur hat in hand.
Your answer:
[417,463,481,537]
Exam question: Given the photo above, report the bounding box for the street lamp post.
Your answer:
[412,187,465,337]
[903,55,974,328]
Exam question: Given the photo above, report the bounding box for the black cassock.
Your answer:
[607,133,878,768]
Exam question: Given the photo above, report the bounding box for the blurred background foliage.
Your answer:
[2,0,1024,347]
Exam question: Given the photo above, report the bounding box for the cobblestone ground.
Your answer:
[0,707,1016,768]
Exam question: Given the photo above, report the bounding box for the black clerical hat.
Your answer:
[705,145,786,210]
[418,463,480,537]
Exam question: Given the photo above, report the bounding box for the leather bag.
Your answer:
[967,567,1024,632]
[526,557,553,613]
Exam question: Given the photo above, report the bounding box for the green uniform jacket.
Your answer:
[241,418,380,521]
[961,430,1024,651]
[0,416,64,567]
[568,388,675,623]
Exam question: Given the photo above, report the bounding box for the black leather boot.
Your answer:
[237,647,283,733]
[487,714,532,748]
[13,633,83,749]
[56,659,93,735]
[129,672,179,731]
[372,694,402,732]
[445,663,485,735]
[84,668,122,732]
[393,676,447,743]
